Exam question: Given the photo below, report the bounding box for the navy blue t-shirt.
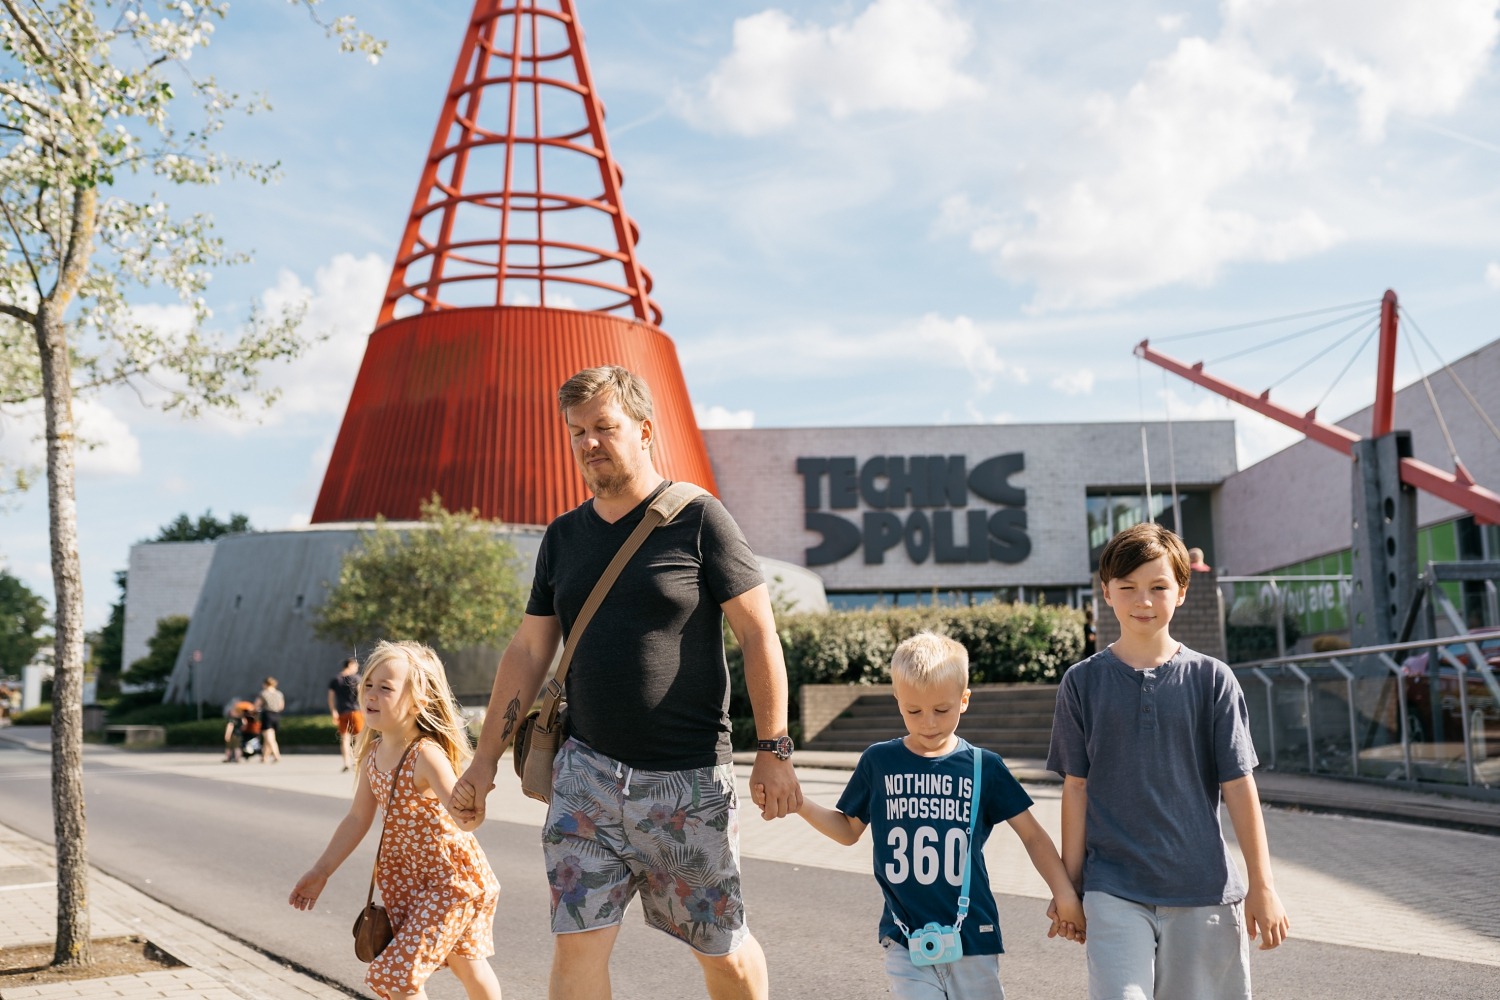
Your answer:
[838,738,1033,955]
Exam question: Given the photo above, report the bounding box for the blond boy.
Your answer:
[796,631,1084,999]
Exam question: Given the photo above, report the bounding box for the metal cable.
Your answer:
[1207,306,1381,366]
[1399,306,1500,446]
[1153,299,1379,344]
[1266,314,1380,390]
[1401,319,1465,469]
[1310,318,1382,413]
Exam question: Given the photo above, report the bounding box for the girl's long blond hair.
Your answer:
[353,640,473,777]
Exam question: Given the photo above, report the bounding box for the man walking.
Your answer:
[327,657,362,771]
[452,365,801,999]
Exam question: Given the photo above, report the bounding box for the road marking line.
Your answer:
[0,881,55,891]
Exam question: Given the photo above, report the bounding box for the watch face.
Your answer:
[772,735,793,760]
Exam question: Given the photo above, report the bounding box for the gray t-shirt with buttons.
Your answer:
[1046,645,1258,906]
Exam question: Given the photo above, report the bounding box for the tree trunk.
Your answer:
[36,303,91,968]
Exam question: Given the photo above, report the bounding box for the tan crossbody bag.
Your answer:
[512,481,707,802]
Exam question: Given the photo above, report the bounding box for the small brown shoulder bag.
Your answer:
[512,482,707,802]
[352,740,418,962]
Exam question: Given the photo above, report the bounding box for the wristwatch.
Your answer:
[756,735,794,761]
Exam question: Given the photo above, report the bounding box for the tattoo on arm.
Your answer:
[501,697,521,742]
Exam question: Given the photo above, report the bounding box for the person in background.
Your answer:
[1188,547,1212,573]
[329,657,363,772]
[256,676,285,763]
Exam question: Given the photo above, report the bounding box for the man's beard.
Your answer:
[581,459,631,498]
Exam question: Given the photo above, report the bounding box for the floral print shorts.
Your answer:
[542,737,749,956]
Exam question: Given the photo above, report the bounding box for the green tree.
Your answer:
[314,496,528,651]
[86,569,125,696]
[152,510,251,542]
[122,614,186,692]
[0,569,48,673]
[0,1,379,968]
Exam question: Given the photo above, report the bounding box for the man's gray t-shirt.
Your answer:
[1046,645,1258,906]
[526,481,764,771]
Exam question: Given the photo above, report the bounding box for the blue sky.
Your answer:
[6,0,1500,630]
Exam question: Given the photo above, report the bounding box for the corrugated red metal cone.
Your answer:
[312,0,717,526]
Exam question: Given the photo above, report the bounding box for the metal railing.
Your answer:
[1231,632,1500,794]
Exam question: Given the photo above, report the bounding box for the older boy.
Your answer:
[1048,523,1289,1000]
[793,631,1084,999]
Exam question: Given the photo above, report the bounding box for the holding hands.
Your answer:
[1046,896,1086,944]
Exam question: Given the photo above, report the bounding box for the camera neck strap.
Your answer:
[893,745,984,939]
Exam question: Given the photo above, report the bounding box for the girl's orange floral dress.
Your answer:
[366,737,500,998]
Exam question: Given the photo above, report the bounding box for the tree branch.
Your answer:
[0,197,45,295]
[0,301,38,325]
[1,0,53,63]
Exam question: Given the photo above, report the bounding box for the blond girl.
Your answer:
[289,641,502,999]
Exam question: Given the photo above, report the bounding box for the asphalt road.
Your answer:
[1,744,1495,999]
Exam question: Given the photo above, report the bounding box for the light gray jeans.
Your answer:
[881,937,1006,1000]
[1083,891,1251,1000]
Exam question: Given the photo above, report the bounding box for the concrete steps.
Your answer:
[805,684,1060,759]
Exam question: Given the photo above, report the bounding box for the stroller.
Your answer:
[225,701,263,761]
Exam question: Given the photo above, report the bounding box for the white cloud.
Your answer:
[942,4,1499,310]
[678,0,983,135]
[0,398,142,478]
[963,36,1339,310]
[1486,262,1500,289]
[694,404,755,429]
[1226,0,1500,139]
[259,252,388,421]
[1051,369,1095,396]
[685,311,1049,394]
[1158,13,1187,32]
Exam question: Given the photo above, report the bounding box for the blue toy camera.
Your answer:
[908,921,963,967]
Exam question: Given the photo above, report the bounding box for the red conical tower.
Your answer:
[311,0,717,526]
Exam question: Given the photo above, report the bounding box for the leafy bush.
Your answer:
[277,714,338,746]
[163,719,225,747]
[107,702,211,726]
[163,714,338,748]
[727,601,1084,748]
[12,703,52,725]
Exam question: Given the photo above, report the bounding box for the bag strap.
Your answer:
[891,745,985,939]
[363,738,420,911]
[533,481,707,730]
[952,746,984,932]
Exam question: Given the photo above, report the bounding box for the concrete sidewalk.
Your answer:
[0,822,351,1000]
[0,728,351,1000]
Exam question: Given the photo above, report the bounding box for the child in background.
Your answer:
[1048,522,1288,1000]
[223,700,260,763]
[289,641,502,1000]
[788,631,1084,999]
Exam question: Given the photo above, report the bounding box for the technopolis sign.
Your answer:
[796,454,1030,568]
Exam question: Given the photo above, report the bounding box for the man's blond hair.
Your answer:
[557,366,654,422]
[890,631,969,690]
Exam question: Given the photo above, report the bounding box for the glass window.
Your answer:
[1088,489,1214,571]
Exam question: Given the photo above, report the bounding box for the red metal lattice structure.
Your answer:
[312,0,717,527]
[1135,290,1500,524]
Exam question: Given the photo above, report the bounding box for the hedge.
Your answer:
[11,703,53,725]
[165,714,341,748]
[727,601,1084,748]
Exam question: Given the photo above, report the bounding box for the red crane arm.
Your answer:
[1133,340,1500,525]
